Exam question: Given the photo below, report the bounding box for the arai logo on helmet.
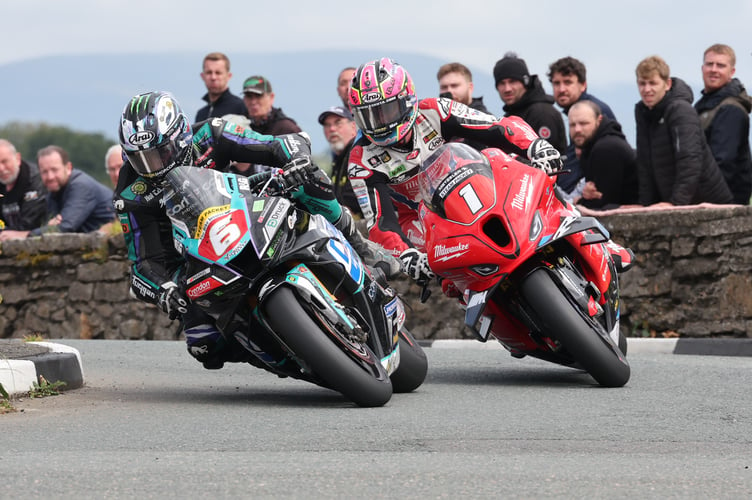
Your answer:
[363,93,381,104]
[129,130,156,146]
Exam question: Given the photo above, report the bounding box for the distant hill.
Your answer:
[0,50,640,154]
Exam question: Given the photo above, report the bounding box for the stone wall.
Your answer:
[1,205,750,342]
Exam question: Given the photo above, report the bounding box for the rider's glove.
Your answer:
[282,157,314,188]
[527,138,563,174]
[399,248,435,283]
[157,281,188,320]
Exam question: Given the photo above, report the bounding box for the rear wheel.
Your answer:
[389,329,428,393]
[263,287,392,407]
[520,268,630,387]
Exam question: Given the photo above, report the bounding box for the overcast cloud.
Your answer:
[6,0,751,87]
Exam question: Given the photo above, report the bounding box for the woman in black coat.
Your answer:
[634,56,733,206]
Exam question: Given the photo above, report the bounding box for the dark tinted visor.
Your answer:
[126,140,182,178]
[352,97,408,136]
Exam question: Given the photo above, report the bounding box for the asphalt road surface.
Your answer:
[3,340,751,499]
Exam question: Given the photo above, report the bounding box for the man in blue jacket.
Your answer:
[0,145,114,239]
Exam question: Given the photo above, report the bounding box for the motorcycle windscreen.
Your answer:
[417,143,496,224]
[163,166,251,265]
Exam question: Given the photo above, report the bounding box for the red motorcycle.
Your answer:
[416,143,631,387]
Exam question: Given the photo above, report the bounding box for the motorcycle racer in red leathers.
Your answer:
[347,57,567,284]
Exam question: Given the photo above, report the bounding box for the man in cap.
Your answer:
[319,105,360,215]
[242,75,302,135]
[493,52,566,154]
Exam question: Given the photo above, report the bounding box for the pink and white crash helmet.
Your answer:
[348,57,418,146]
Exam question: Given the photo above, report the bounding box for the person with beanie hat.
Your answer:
[493,55,531,88]
[493,52,566,155]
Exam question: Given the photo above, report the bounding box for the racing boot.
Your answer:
[334,207,402,279]
[605,240,635,273]
[185,323,250,370]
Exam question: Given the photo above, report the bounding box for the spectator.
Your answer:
[195,52,248,123]
[548,56,618,193]
[242,75,302,135]
[568,101,638,210]
[337,67,356,108]
[104,144,123,187]
[493,52,566,154]
[634,56,732,207]
[318,105,360,215]
[694,44,752,205]
[437,62,490,113]
[1,145,114,240]
[0,139,47,233]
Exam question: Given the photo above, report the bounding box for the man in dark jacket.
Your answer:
[568,101,638,210]
[548,56,620,194]
[242,75,301,136]
[195,52,248,123]
[493,52,566,154]
[2,145,114,239]
[694,44,752,205]
[0,139,47,234]
[437,62,490,113]
[635,56,732,206]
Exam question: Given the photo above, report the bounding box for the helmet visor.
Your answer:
[126,140,183,178]
[352,96,410,137]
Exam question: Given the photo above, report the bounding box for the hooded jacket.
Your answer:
[694,78,752,204]
[249,107,301,136]
[0,159,47,230]
[502,75,566,154]
[634,77,733,205]
[579,117,639,209]
[559,91,619,193]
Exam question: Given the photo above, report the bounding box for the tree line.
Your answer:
[0,122,116,185]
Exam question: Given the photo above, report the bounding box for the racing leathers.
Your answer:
[114,117,347,368]
[348,97,540,257]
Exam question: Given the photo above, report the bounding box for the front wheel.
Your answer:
[389,329,428,393]
[521,268,631,387]
[263,286,393,407]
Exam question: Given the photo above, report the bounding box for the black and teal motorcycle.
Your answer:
[162,166,427,407]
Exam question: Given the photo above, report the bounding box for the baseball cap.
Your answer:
[243,75,272,95]
[317,105,353,125]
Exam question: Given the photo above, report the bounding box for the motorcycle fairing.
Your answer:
[165,167,255,266]
[537,215,610,249]
[247,195,294,260]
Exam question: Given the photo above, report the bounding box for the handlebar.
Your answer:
[243,168,295,197]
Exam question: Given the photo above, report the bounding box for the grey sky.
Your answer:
[6,0,751,87]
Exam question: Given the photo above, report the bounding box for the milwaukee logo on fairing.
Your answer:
[434,242,469,261]
[511,173,531,210]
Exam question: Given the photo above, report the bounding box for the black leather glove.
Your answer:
[399,248,435,283]
[157,281,188,320]
[528,138,563,174]
[282,157,315,188]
